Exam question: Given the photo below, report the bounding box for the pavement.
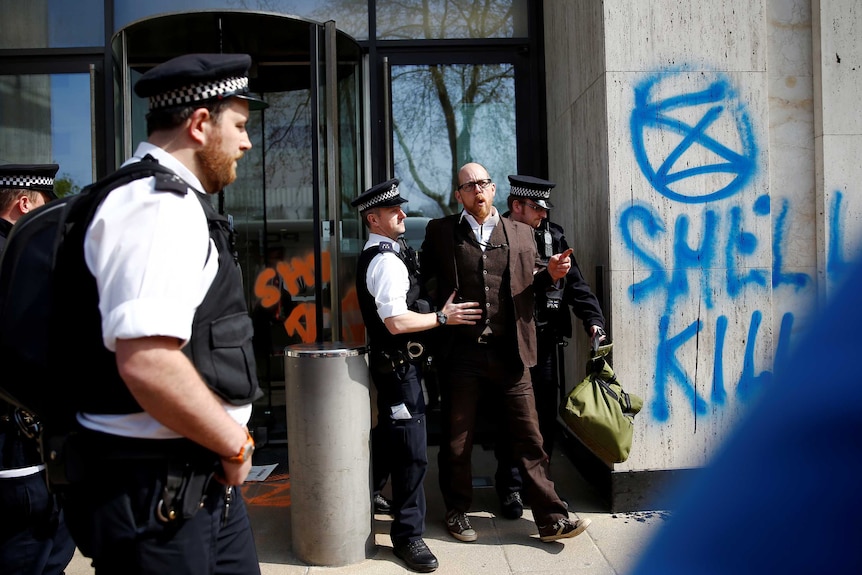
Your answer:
[64,443,670,575]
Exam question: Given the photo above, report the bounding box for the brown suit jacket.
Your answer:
[420,213,552,369]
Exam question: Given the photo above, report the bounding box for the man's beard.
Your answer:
[197,132,238,193]
[468,201,492,221]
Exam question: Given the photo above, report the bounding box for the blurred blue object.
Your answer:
[631,262,862,574]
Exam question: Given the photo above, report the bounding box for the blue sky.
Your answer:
[51,74,94,190]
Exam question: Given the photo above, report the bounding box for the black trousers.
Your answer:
[0,471,76,575]
[371,362,428,545]
[61,431,260,575]
[1,422,76,575]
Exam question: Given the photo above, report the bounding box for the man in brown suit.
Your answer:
[419,162,591,543]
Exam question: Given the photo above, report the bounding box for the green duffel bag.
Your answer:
[560,343,643,464]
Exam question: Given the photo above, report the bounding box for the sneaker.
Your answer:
[373,494,393,516]
[538,517,592,542]
[445,510,477,542]
[499,491,524,520]
[393,538,439,573]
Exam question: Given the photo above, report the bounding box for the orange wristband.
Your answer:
[225,428,255,464]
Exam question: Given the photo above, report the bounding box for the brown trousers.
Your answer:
[436,341,568,526]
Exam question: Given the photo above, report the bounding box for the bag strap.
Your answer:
[594,370,638,415]
[595,376,619,402]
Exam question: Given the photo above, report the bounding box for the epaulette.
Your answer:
[153,171,190,195]
[378,242,394,253]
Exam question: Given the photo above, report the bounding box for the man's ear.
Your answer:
[16,194,32,214]
[187,108,212,145]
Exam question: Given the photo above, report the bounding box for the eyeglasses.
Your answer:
[523,201,547,212]
[457,178,493,192]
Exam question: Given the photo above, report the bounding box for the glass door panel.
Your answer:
[388,63,516,220]
[233,86,317,358]
[333,39,365,346]
[0,72,94,193]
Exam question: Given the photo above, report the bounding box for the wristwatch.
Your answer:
[436,311,448,325]
[226,428,255,464]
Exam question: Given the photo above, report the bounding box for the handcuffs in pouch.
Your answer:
[406,340,425,360]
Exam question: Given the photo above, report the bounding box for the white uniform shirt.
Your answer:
[363,233,410,321]
[78,142,251,438]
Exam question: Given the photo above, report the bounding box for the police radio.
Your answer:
[536,220,563,311]
[537,219,554,261]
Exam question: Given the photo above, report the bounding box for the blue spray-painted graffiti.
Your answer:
[622,71,838,423]
[653,314,707,422]
[726,204,768,297]
[828,190,851,281]
[621,192,840,422]
[620,198,782,310]
[652,309,780,422]
[631,75,757,204]
[772,198,810,290]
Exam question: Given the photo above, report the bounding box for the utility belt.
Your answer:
[536,323,568,341]
[1,407,44,472]
[64,430,221,523]
[369,341,426,374]
[1,406,42,440]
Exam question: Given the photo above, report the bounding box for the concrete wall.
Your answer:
[544,0,862,482]
[545,0,610,348]
[813,0,862,301]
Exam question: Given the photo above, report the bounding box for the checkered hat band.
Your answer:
[358,185,400,212]
[0,175,54,189]
[510,185,550,200]
[149,76,249,110]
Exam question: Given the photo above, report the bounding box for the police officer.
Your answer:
[0,163,59,252]
[353,179,481,572]
[496,175,606,519]
[0,164,76,575]
[59,54,267,574]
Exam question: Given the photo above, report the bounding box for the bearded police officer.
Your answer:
[0,164,75,575]
[496,175,606,519]
[353,179,481,572]
[60,53,267,574]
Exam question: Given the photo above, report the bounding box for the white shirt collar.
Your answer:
[364,232,401,253]
[126,142,207,194]
[461,207,500,249]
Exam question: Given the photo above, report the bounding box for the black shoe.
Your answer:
[499,491,524,520]
[373,493,393,515]
[393,539,439,573]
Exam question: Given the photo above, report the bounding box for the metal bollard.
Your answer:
[284,342,373,566]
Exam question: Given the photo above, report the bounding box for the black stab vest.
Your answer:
[356,241,421,355]
[71,174,261,414]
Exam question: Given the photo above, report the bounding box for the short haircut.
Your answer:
[0,188,41,213]
[506,195,520,211]
[145,98,233,136]
[360,207,378,230]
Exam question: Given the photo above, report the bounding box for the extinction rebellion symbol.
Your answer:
[630,73,758,204]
